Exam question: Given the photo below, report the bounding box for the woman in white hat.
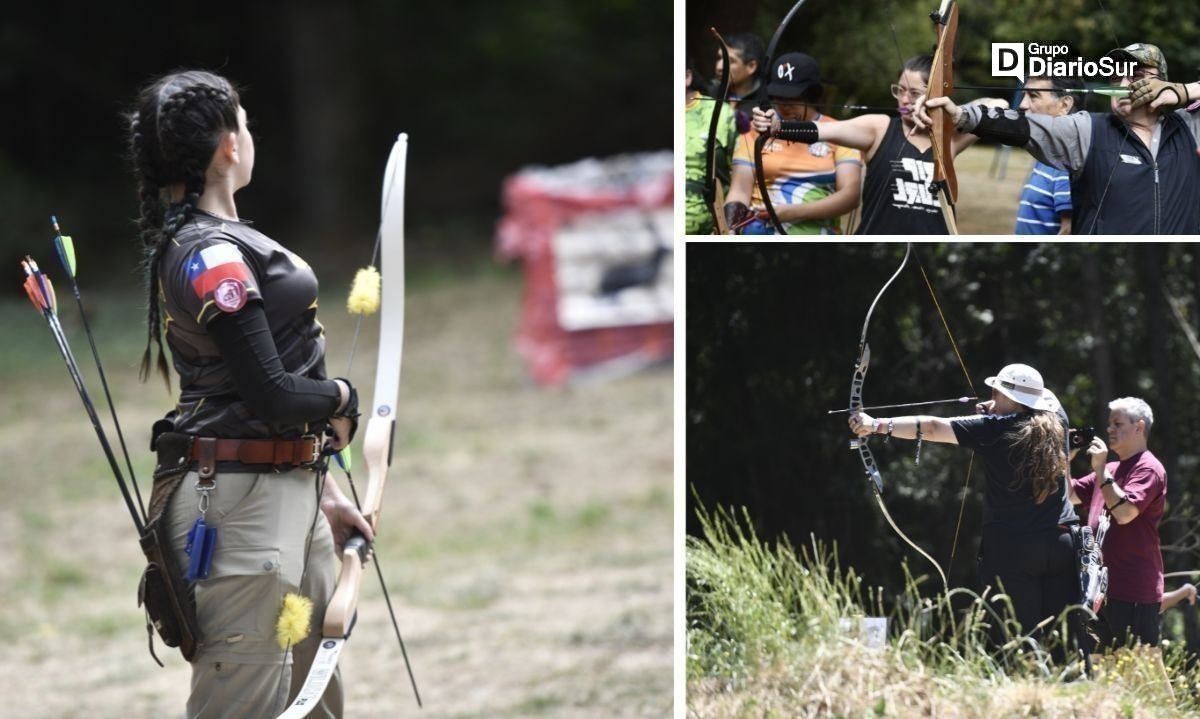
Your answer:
[850,363,1079,649]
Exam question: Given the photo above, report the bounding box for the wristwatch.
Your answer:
[1101,473,1115,487]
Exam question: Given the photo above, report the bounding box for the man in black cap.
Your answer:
[914,43,1200,234]
[721,52,863,235]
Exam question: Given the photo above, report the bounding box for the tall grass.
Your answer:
[687,503,1200,718]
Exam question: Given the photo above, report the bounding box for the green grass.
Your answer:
[688,503,1200,718]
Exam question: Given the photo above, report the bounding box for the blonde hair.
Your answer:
[1010,411,1068,504]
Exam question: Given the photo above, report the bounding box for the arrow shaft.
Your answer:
[51,219,148,523]
[829,396,976,415]
[68,279,149,522]
[45,307,146,535]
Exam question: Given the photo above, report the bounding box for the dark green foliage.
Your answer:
[0,1,670,284]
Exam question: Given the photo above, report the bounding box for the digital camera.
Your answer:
[1068,426,1097,450]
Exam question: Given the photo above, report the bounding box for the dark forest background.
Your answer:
[687,242,1200,650]
[686,0,1200,115]
[1,1,669,290]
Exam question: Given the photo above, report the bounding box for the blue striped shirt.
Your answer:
[1015,161,1072,234]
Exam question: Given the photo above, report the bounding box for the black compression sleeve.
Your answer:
[207,303,341,425]
[969,106,1031,147]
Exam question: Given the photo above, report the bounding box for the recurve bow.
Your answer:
[276,133,412,718]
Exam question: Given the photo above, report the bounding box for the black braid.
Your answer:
[126,71,240,389]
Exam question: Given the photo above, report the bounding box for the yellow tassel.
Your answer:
[275,592,313,649]
[347,266,381,315]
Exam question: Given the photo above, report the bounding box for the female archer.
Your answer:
[722,51,863,235]
[128,69,371,717]
[850,363,1079,650]
[752,55,1005,234]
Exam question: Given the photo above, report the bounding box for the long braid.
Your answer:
[130,112,171,387]
[126,72,240,389]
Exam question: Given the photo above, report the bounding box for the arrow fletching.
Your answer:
[51,216,77,279]
[21,256,57,314]
[21,261,44,311]
[335,446,353,473]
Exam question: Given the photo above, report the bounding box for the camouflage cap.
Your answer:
[1106,43,1168,80]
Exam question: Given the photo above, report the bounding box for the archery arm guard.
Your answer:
[960,104,1030,147]
[776,120,820,143]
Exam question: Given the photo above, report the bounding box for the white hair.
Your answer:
[1109,397,1154,436]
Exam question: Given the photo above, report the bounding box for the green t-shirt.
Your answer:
[685,94,736,234]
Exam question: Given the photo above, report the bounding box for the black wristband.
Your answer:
[332,377,360,418]
[776,120,820,143]
[330,378,360,445]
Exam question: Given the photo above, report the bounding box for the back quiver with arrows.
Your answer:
[137,430,201,662]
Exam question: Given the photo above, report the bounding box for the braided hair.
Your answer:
[127,70,241,388]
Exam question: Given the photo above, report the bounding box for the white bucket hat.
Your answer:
[984,363,1056,411]
[1040,387,1069,424]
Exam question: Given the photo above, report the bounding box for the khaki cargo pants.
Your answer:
[167,468,343,718]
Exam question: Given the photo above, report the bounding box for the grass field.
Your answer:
[954,143,1038,235]
[687,508,1200,719]
[0,262,672,718]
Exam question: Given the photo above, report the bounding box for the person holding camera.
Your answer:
[850,363,1079,646]
[1068,397,1167,649]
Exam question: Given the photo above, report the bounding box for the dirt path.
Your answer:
[0,269,672,718]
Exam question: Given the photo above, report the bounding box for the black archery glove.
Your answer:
[724,202,752,233]
[1129,77,1191,110]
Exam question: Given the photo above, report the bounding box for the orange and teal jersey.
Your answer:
[733,114,862,235]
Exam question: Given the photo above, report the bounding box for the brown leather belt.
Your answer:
[191,436,323,481]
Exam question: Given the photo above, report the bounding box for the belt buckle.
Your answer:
[301,435,322,467]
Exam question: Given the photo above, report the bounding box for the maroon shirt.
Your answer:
[1071,450,1166,603]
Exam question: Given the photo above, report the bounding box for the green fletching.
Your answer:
[337,446,353,473]
[54,234,77,278]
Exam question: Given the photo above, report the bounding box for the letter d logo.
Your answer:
[991,43,1024,79]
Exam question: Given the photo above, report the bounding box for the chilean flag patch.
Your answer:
[187,244,252,309]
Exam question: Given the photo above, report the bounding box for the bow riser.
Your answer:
[928,0,959,232]
[322,543,367,638]
[848,343,883,494]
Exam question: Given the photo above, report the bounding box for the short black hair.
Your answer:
[726,33,766,79]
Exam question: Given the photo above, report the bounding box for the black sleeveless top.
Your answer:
[856,117,951,235]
